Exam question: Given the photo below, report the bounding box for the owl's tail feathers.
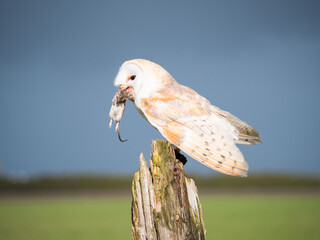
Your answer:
[214,107,262,145]
[226,115,262,145]
[236,134,262,145]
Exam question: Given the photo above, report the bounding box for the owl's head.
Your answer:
[114,59,174,100]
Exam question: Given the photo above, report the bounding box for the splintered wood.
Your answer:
[131,140,206,240]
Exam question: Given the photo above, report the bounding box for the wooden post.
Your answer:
[131,139,206,240]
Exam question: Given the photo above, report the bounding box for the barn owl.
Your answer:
[112,59,261,177]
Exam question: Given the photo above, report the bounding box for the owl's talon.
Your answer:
[109,59,261,177]
[174,149,187,165]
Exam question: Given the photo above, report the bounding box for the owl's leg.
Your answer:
[173,146,187,165]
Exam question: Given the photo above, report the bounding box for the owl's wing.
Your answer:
[212,106,262,145]
[138,87,250,177]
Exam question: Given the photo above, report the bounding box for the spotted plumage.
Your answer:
[113,59,261,177]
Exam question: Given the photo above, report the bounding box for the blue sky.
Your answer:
[0,0,319,177]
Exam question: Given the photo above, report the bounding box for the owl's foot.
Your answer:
[174,147,187,165]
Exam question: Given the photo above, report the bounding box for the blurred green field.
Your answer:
[0,194,319,240]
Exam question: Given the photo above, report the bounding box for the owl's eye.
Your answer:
[130,75,136,80]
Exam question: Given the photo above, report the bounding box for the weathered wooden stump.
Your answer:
[131,139,206,240]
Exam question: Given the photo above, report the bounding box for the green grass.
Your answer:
[0,197,132,240]
[0,195,319,240]
[202,195,320,240]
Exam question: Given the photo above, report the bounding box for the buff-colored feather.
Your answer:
[113,59,261,177]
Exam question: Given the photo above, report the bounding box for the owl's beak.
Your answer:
[120,85,128,91]
[120,85,132,93]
